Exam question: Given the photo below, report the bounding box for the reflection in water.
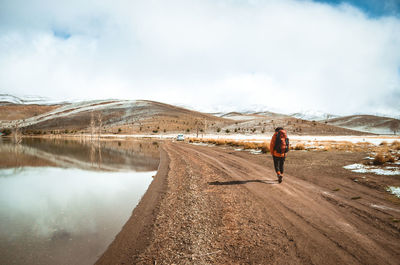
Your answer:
[0,138,160,265]
[0,138,160,171]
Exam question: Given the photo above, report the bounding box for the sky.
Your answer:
[0,0,399,116]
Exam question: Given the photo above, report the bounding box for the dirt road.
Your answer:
[96,142,400,264]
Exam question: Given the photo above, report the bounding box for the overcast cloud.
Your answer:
[0,0,399,116]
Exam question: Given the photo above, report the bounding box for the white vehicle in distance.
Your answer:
[176,134,185,141]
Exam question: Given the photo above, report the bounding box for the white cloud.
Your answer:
[0,0,399,116]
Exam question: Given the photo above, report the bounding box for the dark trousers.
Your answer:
[273,156,285,174]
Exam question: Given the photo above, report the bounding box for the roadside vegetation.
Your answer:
[188,137,270,153]
[187,138,400,166]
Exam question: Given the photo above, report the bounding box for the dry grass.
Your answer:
[391,140,400,150]
[188,138,270,153]
[336,142,356,151]
[386,153,395,163]
[373,153,387,165]
[188,138,400,163]
[293,143,305,150]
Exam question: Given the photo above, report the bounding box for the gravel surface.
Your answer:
[96,142,400,265]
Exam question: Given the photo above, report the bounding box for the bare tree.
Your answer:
[90,112,95,140]
[12,120,22,144]
[97,112,103,140]
[195,119,204,138]
[203,119,207,138]
[389,120,400,135]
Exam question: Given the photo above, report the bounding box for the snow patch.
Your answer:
[291,110,339,121]
[249,149,262,154]
[387,187,400,198]
[344,164,400,175]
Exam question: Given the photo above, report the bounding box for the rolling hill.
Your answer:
[0,97,379,136]
[325,115,400,135]
[1,99,231,134]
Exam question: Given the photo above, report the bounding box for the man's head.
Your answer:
[275,127,284,132]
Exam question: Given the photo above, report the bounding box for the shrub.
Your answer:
[217,128,221,133]
[215,139,226,145]
[294,143,305,150]
[336,142,355,151]
[225,129,230,133]
[391,140,400,150]
[118,128,122,133]
[322,145,332,151]
[243,142,257,149]
[386,153,395,163]
[261,142,270,153]
[152,130,158,133]
[373,153,386,165]
[186,129,190,132]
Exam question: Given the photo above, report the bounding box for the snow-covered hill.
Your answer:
[0,99,229,134]
[326,115,400,135]
[290,110,340,121]
[0,94,65,105]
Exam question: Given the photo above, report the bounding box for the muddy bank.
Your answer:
[95,147,169,264]
[96,142,400,264]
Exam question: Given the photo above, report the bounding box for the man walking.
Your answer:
[270,127,289,183]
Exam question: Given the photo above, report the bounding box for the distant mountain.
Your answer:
[220,112,261,121]
[1,99,230,134]
[291,110,340,121]
[0,95,384,135]
[325,115,400,135]
[0,94,66,105]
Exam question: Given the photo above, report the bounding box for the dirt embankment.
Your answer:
[96,142,400,265]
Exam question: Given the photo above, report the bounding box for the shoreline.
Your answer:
[95,146,170,264]
[4,133,400,145]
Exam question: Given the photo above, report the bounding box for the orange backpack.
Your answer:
[274,130,289,154]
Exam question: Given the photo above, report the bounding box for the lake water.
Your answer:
[0,138,160,265]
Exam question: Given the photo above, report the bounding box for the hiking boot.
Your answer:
[278,175,283,183]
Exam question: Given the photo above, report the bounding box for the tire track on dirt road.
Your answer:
[174,143,400,264]
[97,142,400,264]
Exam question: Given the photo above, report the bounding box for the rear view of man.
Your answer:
[270,127,289,183]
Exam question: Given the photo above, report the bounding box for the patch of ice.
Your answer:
[369,168,400,175]
[249,149,262,154]
[191,143,209,146]
[343,164,364,170]
[352,168,369,173]
[387,187,400,198]
[343,163,400,175]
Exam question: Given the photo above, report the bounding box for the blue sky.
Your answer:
[313,0,400,17]
[0,0,399,116]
